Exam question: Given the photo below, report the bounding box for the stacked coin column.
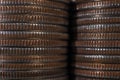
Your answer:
[75,0,120,80]
[0,0,69,80]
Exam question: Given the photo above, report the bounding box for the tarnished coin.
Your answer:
[0,40,67,47]
[76,62,120,70]
[0,62,67,71]
[0,31,68,40]
[75,40,120,48]
[75,69,120,79]
[0,47,67,56]
[77,33,120,40]
[77,24,120,33]
[0,55,67,63]
[76,48,120,55]
[77,0,120,10]
[76,55,120,63]
[0,23,67,32]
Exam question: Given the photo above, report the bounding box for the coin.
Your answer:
[77,8,120,17]
[0,55,67,63]
[0,69,66,78]
[0,47,67,55]
[76,48,120,55]
[77,24,120,33]
[76,55,120,63]
[0,23,67,32]
[0,6,68,17]
[0,14,68,25]
[77,33,120,40]
[76,0,120,10]
[0,0,68,10]
[75,69,120,79]
[0,31,68,40]
[0,62,67,71]
[75,40,120,47]
[77,17,120,25]
[76,76,111,80]
[75,62,120,70]
[0,40,67,47]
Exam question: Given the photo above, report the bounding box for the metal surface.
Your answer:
[0,0,68,79]
[75,0,120,79]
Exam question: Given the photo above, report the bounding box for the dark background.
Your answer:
[68,1,76,80]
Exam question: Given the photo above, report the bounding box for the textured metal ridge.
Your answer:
[0,62,67,70]
[0,0,68,10]
[0,15,68,25]
[0,47,67,55]
[0,23,67,32]
[77,17,120,25]
[75,69,120,79]
[76,48,120,55]
[0,69,66,78]
[77,24,120,33]
[76,55,120,63]
[77,8,120,17]
[0,40,67,47]
[0,6,68,17]
[76,62,120,70]
[0,55,67,63]
[77,0,120,10]
[77,33,120,40]
[75,40,120,47]
[0,31,68,40]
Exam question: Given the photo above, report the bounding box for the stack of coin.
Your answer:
[0,0,69,80]
[75,0,120,80]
